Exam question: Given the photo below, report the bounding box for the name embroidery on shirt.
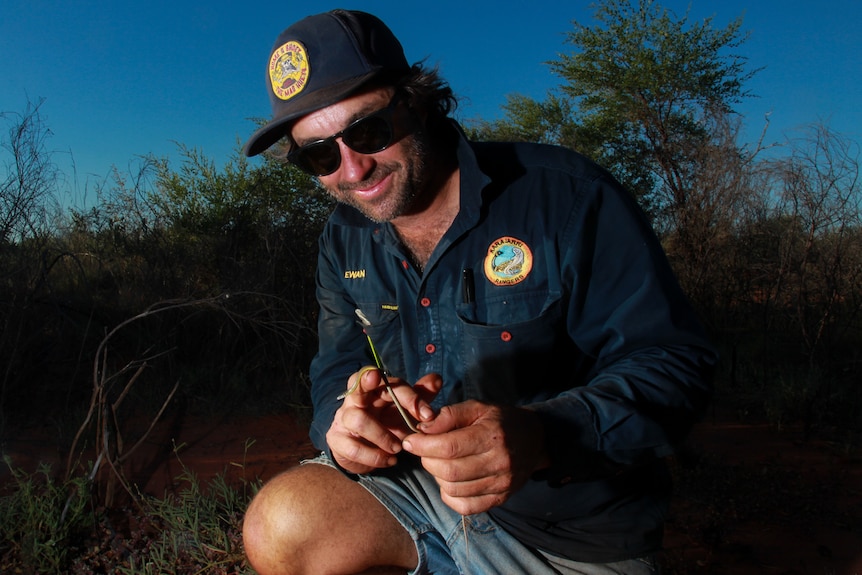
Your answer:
[484,236,533,286]
[344,269,366,279]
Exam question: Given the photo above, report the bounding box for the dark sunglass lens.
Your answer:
[343,115,393,154]
[288,96,398,176]
[296,140,341,176]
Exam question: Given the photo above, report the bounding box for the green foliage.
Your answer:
[0,7,861,572]
[477,0,758,221]
[2,133,332,428]
[556,0,752,111]
[469,1,862,437]
[0,454,261,574]
[0,99,58,245]
[470,94,577,147]
[556,0,756,209]
[115,457,260,575]
[0,457,93,573]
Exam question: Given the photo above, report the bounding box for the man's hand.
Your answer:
[402,401,550,515]
[327,369,440,475]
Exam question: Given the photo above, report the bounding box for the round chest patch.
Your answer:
[269,40,310,101]
[483,236,533,286]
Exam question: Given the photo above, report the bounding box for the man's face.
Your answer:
[289,87,428,223]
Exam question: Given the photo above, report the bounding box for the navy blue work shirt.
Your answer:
[308,123,717,562]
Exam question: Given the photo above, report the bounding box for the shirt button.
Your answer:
[425,343,436,354]
[500,331,513,342]
[420,297,431,307]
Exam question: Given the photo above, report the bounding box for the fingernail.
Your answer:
[420,406,434,420]
[402,439,413,451]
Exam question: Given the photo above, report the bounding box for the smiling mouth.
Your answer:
[343,169,393,198]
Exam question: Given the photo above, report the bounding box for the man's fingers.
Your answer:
[327,407,402,473]
[339,400,407,454]
[403,424,485,460]
[421,448,514,515]
[389,372,441,423]
[416,401,481,434]
[412,373,443,402]
[340,366,391,407]
[421,450,507,482]
[329,436,398,474]
[441,491,506,516]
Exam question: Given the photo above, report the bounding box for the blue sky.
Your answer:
[2,1,860,207]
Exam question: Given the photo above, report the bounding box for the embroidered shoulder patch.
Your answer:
[269,40,310,101]
[483,236,533,286]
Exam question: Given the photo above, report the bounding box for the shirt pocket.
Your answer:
[353,301,406,379]
[456,291,572,404]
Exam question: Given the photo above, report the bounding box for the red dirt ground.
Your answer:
[664,409,862,574]
[3,405,861,574]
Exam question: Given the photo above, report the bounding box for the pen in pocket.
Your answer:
[461,268,475,304]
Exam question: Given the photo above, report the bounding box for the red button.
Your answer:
[500,331,513,342]
[425,343,436,354]
[420,297,431,307]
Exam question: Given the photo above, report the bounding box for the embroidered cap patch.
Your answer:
[269,41,310,101]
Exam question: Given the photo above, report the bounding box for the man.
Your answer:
[241,9,716,575]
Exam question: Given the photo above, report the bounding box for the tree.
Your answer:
[0,99,66,433]
[469,0,768,324]
[766,125,862,364]
[475,0,758,228]
[0,99,58,245]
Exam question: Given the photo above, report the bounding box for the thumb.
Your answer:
[417,400,481,434]
[339,365,382,405]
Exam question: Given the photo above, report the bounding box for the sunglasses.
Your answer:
[287,93,403,176]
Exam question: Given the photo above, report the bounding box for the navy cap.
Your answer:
[243,10,410,157]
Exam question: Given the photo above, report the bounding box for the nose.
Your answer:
[336,139,375,182]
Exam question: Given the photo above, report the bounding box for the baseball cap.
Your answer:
[243,10,410,157]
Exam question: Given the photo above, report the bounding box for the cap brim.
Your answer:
[243,70,381,157]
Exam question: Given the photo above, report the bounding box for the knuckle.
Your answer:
[441,441,461,459]
[437,405,455,420]
[341,406,367,430]
[437,464,460,482]
[344,442,364,463]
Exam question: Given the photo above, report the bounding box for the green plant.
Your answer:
[114,446,261,575]
[0,456,93,574]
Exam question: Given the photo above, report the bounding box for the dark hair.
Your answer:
[395,62,458,125]
[374,61,458,154]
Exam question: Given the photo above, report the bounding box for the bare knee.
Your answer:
[243,464,325,574]
[242,463,416,575]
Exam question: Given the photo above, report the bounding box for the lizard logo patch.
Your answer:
[483,236,533,286]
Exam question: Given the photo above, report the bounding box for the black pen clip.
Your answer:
[461,268,475,304]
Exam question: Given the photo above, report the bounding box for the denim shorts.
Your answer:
[304,452,658,575]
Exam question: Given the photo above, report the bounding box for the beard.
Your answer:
[325,131,430,224]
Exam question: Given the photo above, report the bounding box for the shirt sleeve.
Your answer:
[528,172,717,484]
[307,229,373,452]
